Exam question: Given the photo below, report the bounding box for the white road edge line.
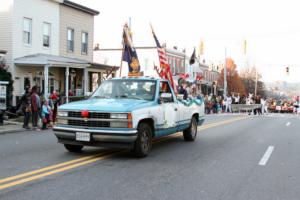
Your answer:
[286,122,291,126]
[259,146,274,166]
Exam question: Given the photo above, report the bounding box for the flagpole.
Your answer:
[150,23,161,73]
[119,25,125,78]
[119,44,124,77]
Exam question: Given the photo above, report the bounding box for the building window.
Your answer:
[173,58,177,74]
[81,32,88,54]
[23,18,32,45]
[67,28,74,52]
[43,23,51,47]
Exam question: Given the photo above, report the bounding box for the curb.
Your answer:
[0,128,27,135]
[4,120,23,125]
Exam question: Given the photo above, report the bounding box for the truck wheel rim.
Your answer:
[191,119,197,138]
[141,130,150,152]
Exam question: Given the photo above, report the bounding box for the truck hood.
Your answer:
[58,98,155,112]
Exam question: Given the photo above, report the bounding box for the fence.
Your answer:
[231,104,262,113]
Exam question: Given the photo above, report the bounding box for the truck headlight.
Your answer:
[57,111,68,117]
[57,119,68,125]
[110,113,128,119]
[110,122,128,128]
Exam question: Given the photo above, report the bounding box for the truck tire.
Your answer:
[183,116,198,141]
[64,144,83,152]
[132,122,152,157]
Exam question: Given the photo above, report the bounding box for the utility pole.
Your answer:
[254,67,258,96]
[224,47,227,98]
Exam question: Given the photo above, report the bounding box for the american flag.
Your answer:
[151,24,175,91]
[151,25,168,68]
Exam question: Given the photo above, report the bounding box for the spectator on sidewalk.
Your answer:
[31,86,41,130]
[235,94,240,104]
[41,99,51,130]
[225,95,232,113]
[50,90,59,124]
[254,96,262,115]
[204,95,210,114]
[20,86,31,129]
[261,97,268,114]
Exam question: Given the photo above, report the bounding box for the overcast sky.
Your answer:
[75,0,300,82]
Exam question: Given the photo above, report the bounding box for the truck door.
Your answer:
[158,81,179,130]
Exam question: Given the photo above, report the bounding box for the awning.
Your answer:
[14,53,90,68]
[90,62,120,71]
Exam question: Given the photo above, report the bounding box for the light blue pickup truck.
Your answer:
[53,77,204,157]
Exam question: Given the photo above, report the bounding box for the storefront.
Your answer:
[13,54,118,104]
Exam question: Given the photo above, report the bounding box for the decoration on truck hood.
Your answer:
[81,110,89,118]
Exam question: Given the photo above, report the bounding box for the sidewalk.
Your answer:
[0,120,26,134]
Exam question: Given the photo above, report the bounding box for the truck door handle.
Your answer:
[174,108,178,111]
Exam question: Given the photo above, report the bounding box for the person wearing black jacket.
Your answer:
[178,82,188,100]
[254,96,262,115]
[20,86,31,129]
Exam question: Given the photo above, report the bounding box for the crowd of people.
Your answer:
[17,81,300,130]
[19,85,60,130]
[176,81,271,115]
[177,82,202,100]
[203,93,270,115]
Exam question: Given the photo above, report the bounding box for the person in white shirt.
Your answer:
[235,95,240,104]
[225,95,232,113]
[261,97,268,114]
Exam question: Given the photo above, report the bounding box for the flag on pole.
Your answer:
[189,48,196,65]
[150,24,168,68]
[122,23,142,76]
[150,24,175,90]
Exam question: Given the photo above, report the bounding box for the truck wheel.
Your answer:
[183,116,198,141]
[64,144,83,152]
[133,123,152,157]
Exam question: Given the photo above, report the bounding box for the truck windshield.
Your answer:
[91,79,156,101]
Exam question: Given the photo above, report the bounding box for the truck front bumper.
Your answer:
[53,126,138,148]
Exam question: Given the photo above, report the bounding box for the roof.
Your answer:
[90,62,120,71]
[62,0,99,16]
[166,48,186,57]
[14,53,90,67]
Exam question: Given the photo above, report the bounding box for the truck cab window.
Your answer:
[159,81,173,102]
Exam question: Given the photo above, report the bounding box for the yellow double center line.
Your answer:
[0,116,248,191]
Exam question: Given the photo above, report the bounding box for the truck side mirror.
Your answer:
[176,94,184,100]
[159,93,173,104]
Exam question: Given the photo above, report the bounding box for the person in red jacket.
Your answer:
[50,90,59,124]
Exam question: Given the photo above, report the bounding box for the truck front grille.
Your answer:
[68,120,110,128]
[68,111,110,119]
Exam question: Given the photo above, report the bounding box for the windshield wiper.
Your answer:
[92,95,110,99]
[130,97,144,100]
[115,95,128,98]
[115,95,144,100]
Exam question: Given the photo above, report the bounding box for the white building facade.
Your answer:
[0,0,115,106]
[0,0,60,105]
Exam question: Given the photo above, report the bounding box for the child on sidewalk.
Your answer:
[41,99,51,130]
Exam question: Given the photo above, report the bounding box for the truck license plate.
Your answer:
[76,132,90,142]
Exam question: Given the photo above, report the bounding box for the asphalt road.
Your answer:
[0,114,299,200]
